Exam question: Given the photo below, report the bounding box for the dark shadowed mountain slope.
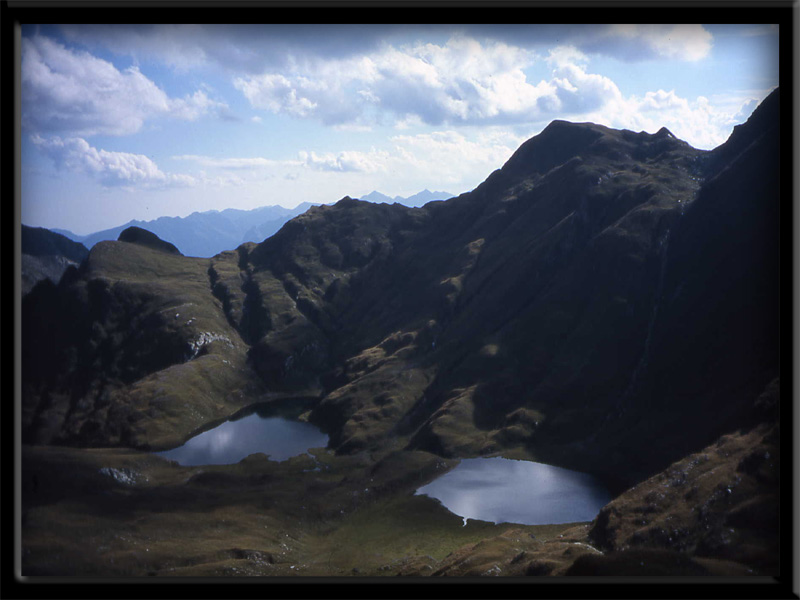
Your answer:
[239,92,777,486]
[22,225,90,261]
[570,88,780,486]
[22,90,780,496]
[234,118,706,460]
[22,236,265,448]
[21,225,89,296]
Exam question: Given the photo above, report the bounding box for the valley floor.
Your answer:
[20,413,779,578]
[21,443,592,577]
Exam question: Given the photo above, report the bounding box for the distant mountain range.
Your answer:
[359,189,455,207]
[52,203,317,258]
[46,190,454,258]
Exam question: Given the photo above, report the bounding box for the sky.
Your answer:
[20,23,779,235]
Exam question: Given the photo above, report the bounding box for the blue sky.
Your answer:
[20,23,779,235]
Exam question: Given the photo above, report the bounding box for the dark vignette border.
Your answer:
[1,2,796,599]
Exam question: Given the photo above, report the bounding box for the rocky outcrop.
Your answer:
[118,226,182,255]
[581,380,779,574]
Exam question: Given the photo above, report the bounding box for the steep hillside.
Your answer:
[580,380,779,575]
[230,100,778,489]
[22,227,266,449]
[22,224,90,261]
[572,89,780,487]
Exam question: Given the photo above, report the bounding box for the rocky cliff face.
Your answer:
[22,90,780,494]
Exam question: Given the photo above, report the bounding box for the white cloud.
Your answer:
[386,129,523,185]
[570,89,765,149]
[546,45,589,68]
[169,127,521,194]
[302,128,521,188]
[173,154,285,170]
[370,37,550,124]
[29,26,738,145]
[174,77,756,198]
[299,150,387,173]
[168,89,229,121]
[231,32,720,132]
[235,73,320,118]
[233,54,377,125]
[550,61,624,115]
[262,33,754,150]
[577,24,713,62]
[58,24,393,74]
[60,24,213,71]
[174,149,389,176]
[58,24,717,75]
[234,36,557,127]
[604,25,713,61]
[22,35,229,136]
[32,134,196,188]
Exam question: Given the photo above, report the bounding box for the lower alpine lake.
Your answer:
[155,404,329,466]
[416,457,612,526]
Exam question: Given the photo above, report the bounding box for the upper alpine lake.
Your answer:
[155,405,329,466]
[416,457,612,526]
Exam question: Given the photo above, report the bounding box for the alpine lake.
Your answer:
[156,406,611,527]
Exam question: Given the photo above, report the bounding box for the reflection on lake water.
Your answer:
[416,457,612,525]
[155,411,329,466]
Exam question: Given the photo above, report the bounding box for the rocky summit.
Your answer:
[21,88,780,577]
